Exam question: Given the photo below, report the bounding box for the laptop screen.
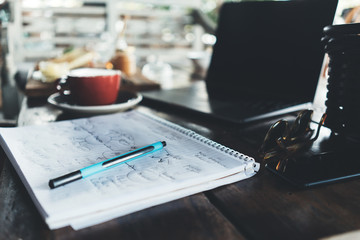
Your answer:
[206,0,338,101]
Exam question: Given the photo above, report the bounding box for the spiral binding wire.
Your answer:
[323,23,360,139]
[139,111,255,163]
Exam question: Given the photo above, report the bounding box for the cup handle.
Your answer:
[57,77,71,96]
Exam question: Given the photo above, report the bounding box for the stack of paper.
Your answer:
[0,110,259,230]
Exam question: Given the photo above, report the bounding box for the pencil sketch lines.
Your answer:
[71,119,94,132]
[73,135,102,151]
[150,126,184,141]
[184,165,201,174]
[148,148,181,165]
[195,151,227,168]
[122,149,188,184]
[127,168,162,183]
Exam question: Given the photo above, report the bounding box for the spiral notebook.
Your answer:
[0,109,259,230]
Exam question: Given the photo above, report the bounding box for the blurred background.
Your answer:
[0,0,359,125]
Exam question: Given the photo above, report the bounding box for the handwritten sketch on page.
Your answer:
[0,110,259,229]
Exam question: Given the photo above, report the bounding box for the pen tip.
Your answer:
[161,141,167,147]
[49,180,55,189]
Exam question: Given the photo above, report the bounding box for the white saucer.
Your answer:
[47,91,143,114]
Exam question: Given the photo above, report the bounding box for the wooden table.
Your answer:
[1,91,360,240]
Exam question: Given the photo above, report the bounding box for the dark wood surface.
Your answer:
[1,94,360,240]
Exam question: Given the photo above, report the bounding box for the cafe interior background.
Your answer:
[0,0,359,125]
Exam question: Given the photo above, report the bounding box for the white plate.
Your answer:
[47,91,143,114]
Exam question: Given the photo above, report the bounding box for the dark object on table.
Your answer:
[206,0,338,102]
[143,0,338,124]
[263,110,360,188]
[322,23,360,140]
[265,23,360,187]
[259,110,326,170]
[265,127,360,188]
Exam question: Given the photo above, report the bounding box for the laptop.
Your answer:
[142,0,338,124]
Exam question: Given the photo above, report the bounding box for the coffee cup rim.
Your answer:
[68,68,121,78]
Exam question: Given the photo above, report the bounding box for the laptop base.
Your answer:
[142,81,312,124]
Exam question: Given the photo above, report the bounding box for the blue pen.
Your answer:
[49,141,166,189]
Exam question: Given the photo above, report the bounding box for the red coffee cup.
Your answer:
[58,68,121,106]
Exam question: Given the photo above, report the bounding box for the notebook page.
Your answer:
[0,110,259,229]
[69,169,254,230]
